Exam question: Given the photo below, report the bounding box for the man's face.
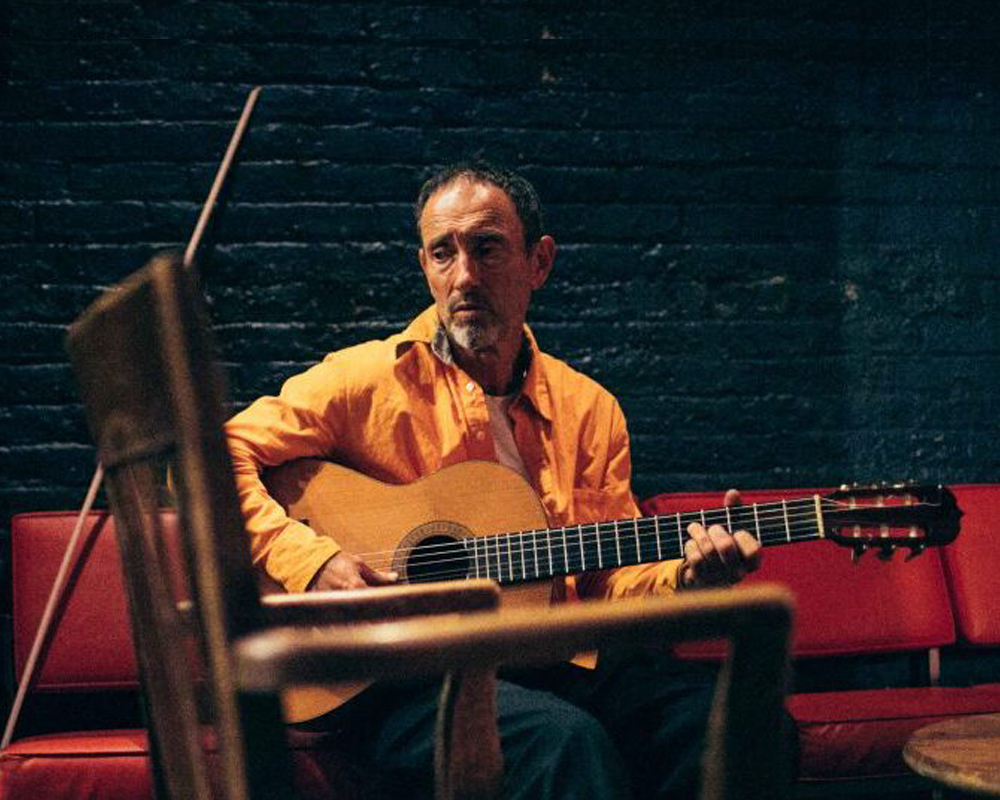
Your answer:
[418,178,551,354]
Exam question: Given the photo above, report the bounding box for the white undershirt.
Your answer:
[484,394,530,482]
[429,325,532,483]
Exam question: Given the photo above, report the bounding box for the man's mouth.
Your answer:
[451,299,491,315]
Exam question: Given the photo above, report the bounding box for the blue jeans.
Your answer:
[314,649,719,800]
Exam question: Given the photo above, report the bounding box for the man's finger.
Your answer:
[359,561,399,585]
[686,523,730,584]
[706,524,744,574]
[733,530,762,571]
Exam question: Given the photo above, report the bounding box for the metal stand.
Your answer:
[1,86,261,749]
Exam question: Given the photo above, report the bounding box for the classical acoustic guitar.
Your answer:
[264,458,962,723]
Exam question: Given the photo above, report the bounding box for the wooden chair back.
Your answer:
[66,252,293,800]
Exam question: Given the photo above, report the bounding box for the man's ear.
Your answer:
[530,235,556,291]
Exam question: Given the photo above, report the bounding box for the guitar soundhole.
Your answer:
[406,535,470,584]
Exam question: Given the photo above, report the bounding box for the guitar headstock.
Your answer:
[820,483,962,558]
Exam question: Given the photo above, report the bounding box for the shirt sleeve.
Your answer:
[573,400,683,600]
[224,359,345,593]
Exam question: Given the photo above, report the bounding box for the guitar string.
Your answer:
[399,516,827,583]
[341,500,827,566]
[363,518,910,582]
[365,521,823,579]
[345,502,932,573]
[348,505,911,577]
[368,509,934,580]
[396,509,905,584]
[339,495,932,568]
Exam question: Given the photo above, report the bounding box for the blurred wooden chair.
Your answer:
[66,251,794,800]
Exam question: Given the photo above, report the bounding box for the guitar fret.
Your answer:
[472,538,479,579]
[782,500,791,543]
[532,530,539,578]
[633,518,641,562]
[578,525,586,569]
[753,503,762,543]
[507,533,514,582]
[725,506,732,532]
[596,523,603,568]
[655,515,662,561]
[546,529,553,577]
[562,527,570,574]
[520,531,526,581]
[614,520,622,565]
[676,513,683,559]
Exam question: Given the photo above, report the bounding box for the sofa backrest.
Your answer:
[939,485,1000,647]
[640,488,957,657]
[11,511,157,690]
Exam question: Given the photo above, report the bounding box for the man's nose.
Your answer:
[452,249,481,289]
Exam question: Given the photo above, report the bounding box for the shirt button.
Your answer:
[465,381,475,392]
[475,430,486,441]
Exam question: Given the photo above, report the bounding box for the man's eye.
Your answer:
[432,248,452,262]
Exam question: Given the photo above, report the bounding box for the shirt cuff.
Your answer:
[264,520,343,594]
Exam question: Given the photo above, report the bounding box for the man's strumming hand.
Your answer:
[308,552,399,591]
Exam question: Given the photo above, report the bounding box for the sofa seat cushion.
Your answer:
[0,730,150,800]
[0,728,370,800]
[790,683,1000,781]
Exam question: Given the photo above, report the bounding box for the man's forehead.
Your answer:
[419,178,521,240]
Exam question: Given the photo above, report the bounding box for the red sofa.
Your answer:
[2,485,998,799]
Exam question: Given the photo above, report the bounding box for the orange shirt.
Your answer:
[225,306,682,598]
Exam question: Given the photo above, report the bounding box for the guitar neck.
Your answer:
[461,496,824,587]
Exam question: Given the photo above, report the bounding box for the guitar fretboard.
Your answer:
[435,498,824,586]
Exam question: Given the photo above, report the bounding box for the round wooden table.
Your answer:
[904,713,1000,797]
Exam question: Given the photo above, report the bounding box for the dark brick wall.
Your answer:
[2,2,999,709]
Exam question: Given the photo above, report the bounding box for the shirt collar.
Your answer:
[394,306,554,422]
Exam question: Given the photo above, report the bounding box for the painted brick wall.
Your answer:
[2,2,999,707]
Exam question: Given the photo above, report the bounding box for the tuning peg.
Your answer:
[851,543,867,564]
[905,545,926,562]
[876,544,896,562]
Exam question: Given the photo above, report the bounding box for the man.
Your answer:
[225,161,761,799]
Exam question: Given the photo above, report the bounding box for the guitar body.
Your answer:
[264,459,553,723]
